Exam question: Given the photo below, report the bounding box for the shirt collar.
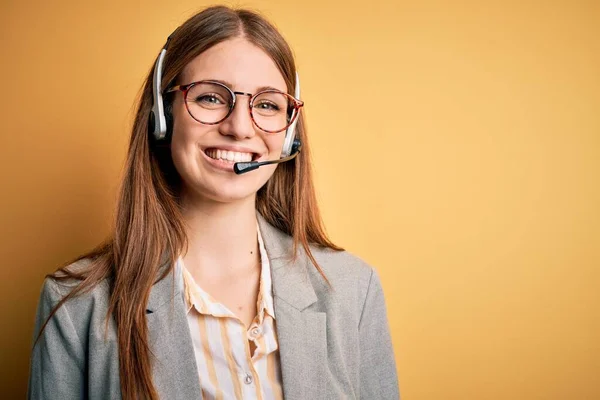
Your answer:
[257,222,275,320]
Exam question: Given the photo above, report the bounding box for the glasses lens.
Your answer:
[252,91,295,132]
[186,82,233,124]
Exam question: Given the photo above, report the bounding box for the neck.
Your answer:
[179,190,260,279]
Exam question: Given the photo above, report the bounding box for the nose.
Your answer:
[217,93,256,140]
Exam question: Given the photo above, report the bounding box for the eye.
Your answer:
[195,94,227,106]
[254,101,280,111]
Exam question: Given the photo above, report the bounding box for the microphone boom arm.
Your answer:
[234,143,302,174]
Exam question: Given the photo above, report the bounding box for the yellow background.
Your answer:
[1,0,599,398]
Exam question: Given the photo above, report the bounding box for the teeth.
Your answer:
[206,149,253,162]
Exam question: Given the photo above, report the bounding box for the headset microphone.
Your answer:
[234,138,301,174]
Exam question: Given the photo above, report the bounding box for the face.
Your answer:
[170,37,289,204]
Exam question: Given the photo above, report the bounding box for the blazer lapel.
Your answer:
[258,213,329,400]
[146,260,203,400]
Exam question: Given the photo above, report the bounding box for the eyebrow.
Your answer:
[205,78,286,93]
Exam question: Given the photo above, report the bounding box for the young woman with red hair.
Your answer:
[28,5,399,399]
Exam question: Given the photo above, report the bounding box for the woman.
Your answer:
[28,5,399,400]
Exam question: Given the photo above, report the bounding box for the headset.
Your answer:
[147,32,302,174]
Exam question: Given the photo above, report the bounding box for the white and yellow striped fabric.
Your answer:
[179,225,284,400]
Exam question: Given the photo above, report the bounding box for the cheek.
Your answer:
[169,114,204,178]
[265,133,286,156]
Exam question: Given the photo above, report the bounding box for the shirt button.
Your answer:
[251,327,261,337]
[244,374,253,385]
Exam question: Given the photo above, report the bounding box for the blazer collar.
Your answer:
[146,253,183,314]
[256,212,318,311]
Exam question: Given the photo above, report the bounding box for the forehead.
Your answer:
[179,37,287,93]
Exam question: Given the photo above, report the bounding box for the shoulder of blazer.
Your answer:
[38,258,114,340]
[305,245,378,316]
[43,257,111,301]
[256,211,379,319]
[256,211,375,286]
[308,244,375,284]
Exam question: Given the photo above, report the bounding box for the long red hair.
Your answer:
[36,5,342,399]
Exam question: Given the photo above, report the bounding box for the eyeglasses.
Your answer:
[164,80,304,133]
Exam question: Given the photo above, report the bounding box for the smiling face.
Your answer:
[169,37,289,204]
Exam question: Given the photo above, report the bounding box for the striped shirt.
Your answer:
[179,225,284,400]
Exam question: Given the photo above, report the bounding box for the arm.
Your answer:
[359,268,400,399]
[28,278,86,400]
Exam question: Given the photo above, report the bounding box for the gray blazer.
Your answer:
[28,213,399,399]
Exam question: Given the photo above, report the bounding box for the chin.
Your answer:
[205,188,257,203]
[188,174,271,204]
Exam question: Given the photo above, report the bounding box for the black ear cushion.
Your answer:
[291,138,301,153]
[148,111,156,135]
[164,99,174,140]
